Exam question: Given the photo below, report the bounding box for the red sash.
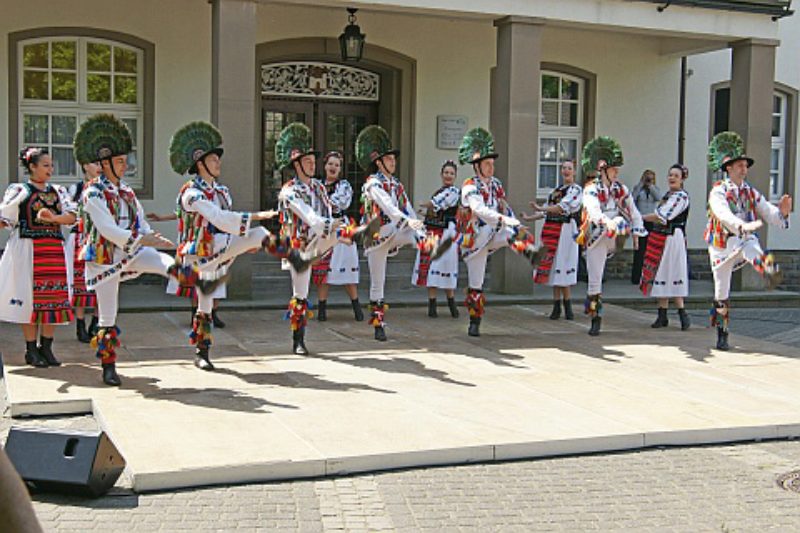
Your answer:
[414,227,443,286]
[31,238,74,324]
[534,220,562,284]
[312,249,333,286]
[639,231,668,296]
[71,233,96,308]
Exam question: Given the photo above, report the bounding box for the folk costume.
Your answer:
[66,175,98,342]
[639,181,691,330]
[456,127,546,337]
[357,125,452,341]
[576,136,647,336]
[276,123,344,355]
[412,180,460,318]
[705,131,790,350]
[74,114,213,386]
[169,121,285,370]
[533,181,582,319]
[0,150,76,367]
[313,171,363,322]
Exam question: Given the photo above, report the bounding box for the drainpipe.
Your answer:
[678,56,687,164]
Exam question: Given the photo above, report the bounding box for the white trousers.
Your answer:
[464,231,511,290]
[195,228,268,314]
[289,232,339,302]
[711,239,764,301]
[94,247,174,327]
[585,236,616,296]
[367,226,419,301]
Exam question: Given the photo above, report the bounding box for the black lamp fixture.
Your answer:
[339,7,366,62]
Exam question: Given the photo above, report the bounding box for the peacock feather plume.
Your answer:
[581,136,624,175]
[275,122,315,170]
[169,121,223,175]
[458,127,497,166]
[708,131,749,171]
[73,114,133,165]
[355,125,395,171]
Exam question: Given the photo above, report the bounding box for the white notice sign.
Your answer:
[437,115,468,150]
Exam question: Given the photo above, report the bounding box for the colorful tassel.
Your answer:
[710,300,730,331]
[584,295,602,318]
[284,298,311,331]
[91,326,121,363]
[465,289,485,319]
[369,300,388,327]
[189,312,213,349]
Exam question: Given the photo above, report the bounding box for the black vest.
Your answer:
[18,183,64,240]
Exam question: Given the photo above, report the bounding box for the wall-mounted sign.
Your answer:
[437,115,468,150]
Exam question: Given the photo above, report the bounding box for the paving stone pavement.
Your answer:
[2,307,800,532]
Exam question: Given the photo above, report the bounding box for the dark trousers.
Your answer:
[631,221,655,285]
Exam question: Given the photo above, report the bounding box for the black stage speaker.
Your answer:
[4,427,126,497]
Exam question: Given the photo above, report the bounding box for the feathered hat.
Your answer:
[73,113,133,165]
[708,131,754,172]
[458,127,498,166]
[581,136,624,175]
[275,122,318,171]
[355,125,399,171]
[169,121,223,175]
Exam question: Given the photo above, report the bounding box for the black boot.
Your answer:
[651,308,669,328]
[38,336,61,367]
[351,299,364,321]
[24,341,48,368]
[549,300,562,320]
[563,299,574,320]
[588,317,602,336]
[447,297,459,318]
[194,347,215,371]
[374,326,387,342]
[468,317,481,337]
[317,301,327,322]
[191,306,197,327]
[212,309,226,329]
[428,298,438,318]
[716,327,730,351]
[678,308,691,331]
[293,328,309,355]
[88,315,99,336]
[76,318,92,343]
[102,362,121,386]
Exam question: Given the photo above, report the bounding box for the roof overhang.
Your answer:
[638,0,792,18]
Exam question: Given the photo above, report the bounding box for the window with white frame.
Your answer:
[18,37,143,187]
[539,71,584,192]
[771,92,787,200]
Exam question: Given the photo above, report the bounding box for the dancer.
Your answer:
[523,160,582,320]
[576,136,647,336]
[169,121,287,369]
[74,113,219,385]
[457,127,546,337]
[706,131,792,350]
[412,160,461,318]
[357,125,451,341]
[639,164,691,330]
[312,151,364,322]
[0,147,76,367]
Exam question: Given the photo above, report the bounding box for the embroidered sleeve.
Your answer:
[708,183,745,234]
[583,184,614,227]
[183,188,251,236]
[0,183,28,226]
[279,185,331,236]
[365,177,410,225]
[557,184,583,214]
[329,180,353,214]
[56,184,79,215]
[431,186,460,212]
[83,186,140,249]
[463,182,503,226]
[655,191,690,224]
[754,188,791,230]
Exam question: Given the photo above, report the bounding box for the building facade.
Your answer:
[1,0,795,295]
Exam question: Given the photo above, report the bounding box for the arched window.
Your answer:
[538,70,585,192]
[11,30,153,195]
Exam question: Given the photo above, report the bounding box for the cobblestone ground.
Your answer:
[2,307,799,532]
